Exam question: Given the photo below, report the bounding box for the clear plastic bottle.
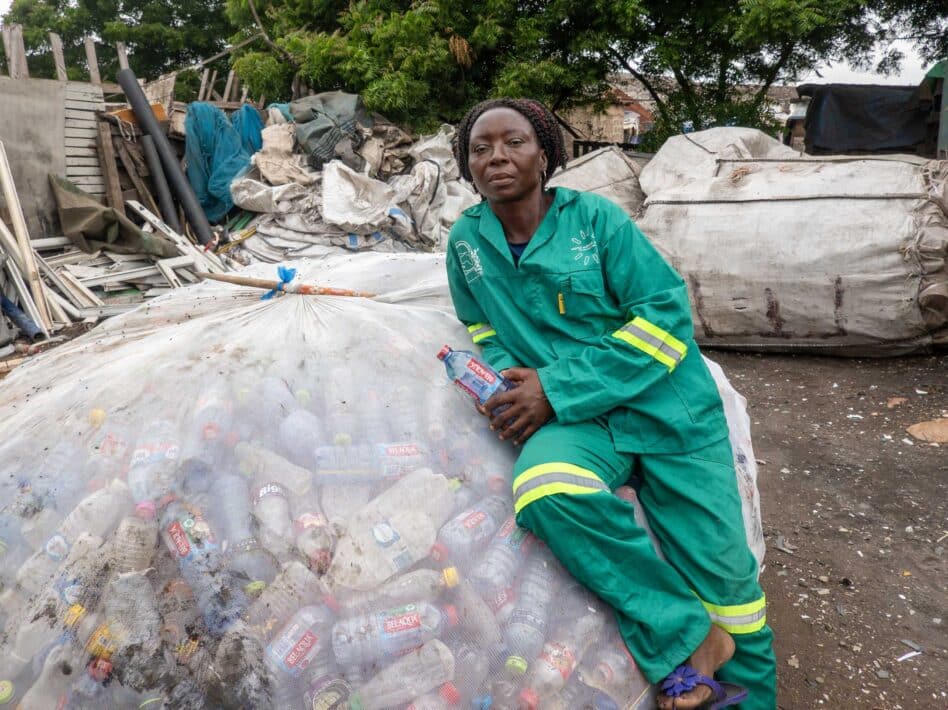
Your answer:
[452,578,503,648]
[484,657,528,710]
[159,500,247,634]
[266,604,335,679]
[351,468,457,529]
[542,674,620,710]
[313,441,429,486]
[504,544,561,667]
[580,637,652,707]
[244,561,328,641]
[278,406,324,467]
[469,518,535,621]
[17,642,77,709]
[15,480,129,595]
[431,495,508,565]
[304,676,352,710]
[320,482,373,525]
[440,640,489,707]
[407,692,451,710]
[339,567,459,614]
[83,416,137,485]
[103,569,163,690]
[158,577,201,664]
[328,509,438,592]
[216,473,278,587]
[189,382,234,460]
[7,534,103,675]
[349,639,455,710]
[436,345,514,414]
[111,504,159,574]
[252,480,295,556]
[332,600,459,667]
[127,418,181,506]
[292,489,334,574]
[519,599,606,706]
[235,440,313,496]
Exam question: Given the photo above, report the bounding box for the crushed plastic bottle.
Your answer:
[111,505,159,574]
[215,473,279,587]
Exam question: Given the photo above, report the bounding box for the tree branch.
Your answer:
[247,0,299,71]
[609,48,672,126]
[752,41,796,106]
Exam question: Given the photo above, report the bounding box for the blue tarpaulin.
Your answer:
[185,103,251,223]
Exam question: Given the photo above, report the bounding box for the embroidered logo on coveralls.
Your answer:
[570,230,600,266]
[456,241,484,283]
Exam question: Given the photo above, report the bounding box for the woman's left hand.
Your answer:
[479,368,554,446]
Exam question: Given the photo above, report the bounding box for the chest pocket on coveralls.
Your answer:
[552,269,607,341]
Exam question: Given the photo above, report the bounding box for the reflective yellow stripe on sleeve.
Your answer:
[467,322,497,344]
[512,462,609,514]
[698,594,767,634]
[612,316,687,371]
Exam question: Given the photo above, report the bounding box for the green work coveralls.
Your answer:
[446,187,776,709]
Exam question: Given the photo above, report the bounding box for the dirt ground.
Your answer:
[710,351,947,710]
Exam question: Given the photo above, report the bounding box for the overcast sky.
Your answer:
[0,1,932,85]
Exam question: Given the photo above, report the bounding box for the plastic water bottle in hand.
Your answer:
[437,346,514,414]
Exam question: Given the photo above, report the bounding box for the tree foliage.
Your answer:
[2,0,236,89]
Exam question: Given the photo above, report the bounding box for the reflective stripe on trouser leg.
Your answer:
[698,594,767,635]
[512,462,610,514]
[467,322,497,344]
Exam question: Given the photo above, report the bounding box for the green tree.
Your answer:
[225,1,946,137]
[2,0,237,90]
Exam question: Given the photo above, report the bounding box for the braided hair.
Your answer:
[454,98,568,186]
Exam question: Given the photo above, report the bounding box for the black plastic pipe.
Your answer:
[117,68,214,245]
[1,295,42,341]
[141,135,182,234]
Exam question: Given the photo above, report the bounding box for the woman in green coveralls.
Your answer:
[445,98,777,710]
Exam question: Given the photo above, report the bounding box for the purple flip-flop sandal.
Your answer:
[661,664,750,709]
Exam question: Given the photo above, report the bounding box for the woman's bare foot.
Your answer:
[657,625,736,709]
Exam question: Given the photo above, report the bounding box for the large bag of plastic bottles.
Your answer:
[0,254,761,709]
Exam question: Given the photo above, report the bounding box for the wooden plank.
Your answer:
[2,25,29,80]
[64,111,99,123]
[84,37,101,85]
[31,237,73,250]
[49,32,68,81]
[80,265,160,287]
[116,42,129,70]
[0,142,51,329]
[64,166,104,177]
[113,137,158,214]
[57,269,105,307]
[198,68,210,101]
[65,127,99,138]
[207,70,218,100]
[66,137,97,148]
[126,200,225,274]
[65,146,99,157]
[66,157,102,168]
[65,97,104,109]
[65,84,106,101]
[221,69,235,101]
[96,121,123,211]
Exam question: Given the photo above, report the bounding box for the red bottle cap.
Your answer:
[519,688,539,710]
[88,658,113,681]
[430,542,448,562]
[135,501,157,519]
[443,604,459,627]
[439,682,461,706]
[437,345,451,360]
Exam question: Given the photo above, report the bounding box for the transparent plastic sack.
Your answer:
[0,255,761,708]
